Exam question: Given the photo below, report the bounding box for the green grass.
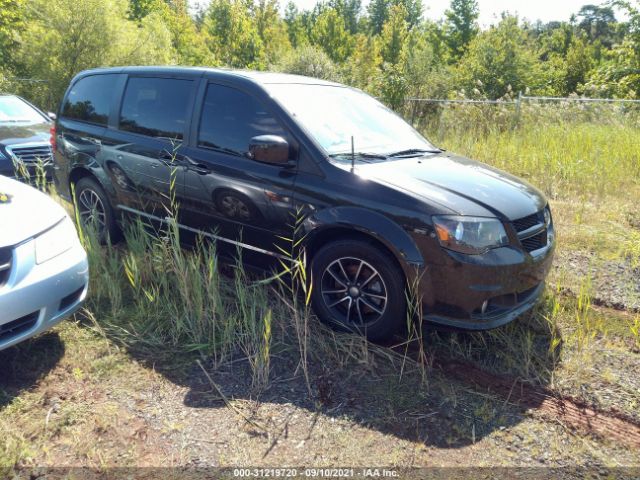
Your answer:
[2,109,640,469]
[429,122,640,201]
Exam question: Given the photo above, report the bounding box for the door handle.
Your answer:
[183,155,210,175]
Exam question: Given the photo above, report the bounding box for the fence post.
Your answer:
[514,91,523,129]
[410,98,417,126]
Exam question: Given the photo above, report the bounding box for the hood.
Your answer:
[354,153,547,220]
[0,176,67,247]
[0,121,51,147]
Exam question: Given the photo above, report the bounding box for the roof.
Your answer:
[75,66,344,87]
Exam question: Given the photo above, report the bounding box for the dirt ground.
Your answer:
[1,198,640,479]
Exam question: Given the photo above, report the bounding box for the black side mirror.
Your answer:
[248,135,290,166]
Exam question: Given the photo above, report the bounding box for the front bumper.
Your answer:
[0,238,89,351]
[419,240,555,330]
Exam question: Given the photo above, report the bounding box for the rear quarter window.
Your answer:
[62,74,120,126]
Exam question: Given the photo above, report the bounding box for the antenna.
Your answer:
[350,136,355,173]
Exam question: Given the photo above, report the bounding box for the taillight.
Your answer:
[50,124,56,151]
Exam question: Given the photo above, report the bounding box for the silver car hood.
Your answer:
[0,176,67,247]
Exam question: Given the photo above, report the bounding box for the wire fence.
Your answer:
[404,93,640,135]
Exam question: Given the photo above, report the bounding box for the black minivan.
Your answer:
[52,66,555,340]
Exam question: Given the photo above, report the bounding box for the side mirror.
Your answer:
[47,112,57,121]
[248,135,290,166]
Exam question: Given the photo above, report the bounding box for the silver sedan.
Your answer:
[0,176,88,351]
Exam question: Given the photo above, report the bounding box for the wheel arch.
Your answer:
[302,206,425,281]
[69,166,106,194]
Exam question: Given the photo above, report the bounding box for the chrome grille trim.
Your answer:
[6,142,53,166]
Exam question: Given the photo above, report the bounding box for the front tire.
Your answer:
[73,177,120,244]
[310,240,406,341]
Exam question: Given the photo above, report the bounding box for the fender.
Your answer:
[67,159,114,200]
[303,206,425,276]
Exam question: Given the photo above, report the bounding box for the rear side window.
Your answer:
[198,84,286,154]
[119,77,194,141]
[62,74,118,125]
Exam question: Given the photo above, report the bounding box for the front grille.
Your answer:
[0,247,11,287]
[512,211,543,233]
[521,230,548,252]
[7,144,53,166]
[0,311,38,343]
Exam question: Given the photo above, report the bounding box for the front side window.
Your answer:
[119,77,194,141]
[62,74,119,125]
[198,84,286,155]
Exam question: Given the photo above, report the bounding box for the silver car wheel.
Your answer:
[320,257,388,325]
[78,188,106,236]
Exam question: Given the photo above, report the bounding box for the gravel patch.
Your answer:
[553,250,640,311]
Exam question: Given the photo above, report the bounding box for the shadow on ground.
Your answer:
[112,299,561,450]
[0,332,65,409]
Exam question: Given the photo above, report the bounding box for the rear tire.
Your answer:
[73,177,120,244]
[310,240,406,342]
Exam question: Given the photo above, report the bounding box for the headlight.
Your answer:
[432,215,509,255]
[35,216,80,264]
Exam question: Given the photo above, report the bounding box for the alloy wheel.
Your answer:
[320,257,388,326]
[78,188,107,236]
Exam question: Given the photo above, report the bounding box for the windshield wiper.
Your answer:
[329,152,388,161]
[386,148,442,158]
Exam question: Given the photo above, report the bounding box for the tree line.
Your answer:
[0,0,639,110]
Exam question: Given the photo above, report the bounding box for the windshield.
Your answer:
[0,96,46,124]
[265,84,436,156]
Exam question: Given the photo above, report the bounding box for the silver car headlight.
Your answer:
[35,216,80,264]
[432,215,509,255]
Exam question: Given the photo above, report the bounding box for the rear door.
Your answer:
[101,75,198,220]
[180,82,298,261]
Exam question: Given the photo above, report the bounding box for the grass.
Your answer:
[1,107,639,469]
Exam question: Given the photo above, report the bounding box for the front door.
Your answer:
[180,82,298,264]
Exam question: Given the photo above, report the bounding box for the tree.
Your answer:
[255,0,292,64]
[379,4,408,65]
[367,0,389,35]
[0,0,24,67]
[444,0,479,60]
[275,44,340,80]
[344,33,381,92]
[576,4,618,48]
[456,16,541,99]
[310,8,353,62]
[16,0,174,109]
[203,0,265,68]
[157,0,216,65]
[583,0,640,98]
[128,0,160,22]
[564,35,595,94]
[367,0,421,35]
[328,0,361,34]
[284,2,309,48]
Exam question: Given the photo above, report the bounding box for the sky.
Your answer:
[189,0,610,26]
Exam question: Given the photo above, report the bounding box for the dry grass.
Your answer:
[1,107,640,470]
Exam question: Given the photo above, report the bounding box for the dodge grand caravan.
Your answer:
[52,67,555,341]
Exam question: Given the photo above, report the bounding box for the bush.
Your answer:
[274,45,341,81]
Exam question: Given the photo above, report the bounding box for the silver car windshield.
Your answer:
[265,83,436,156]
[0,96,46,124]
